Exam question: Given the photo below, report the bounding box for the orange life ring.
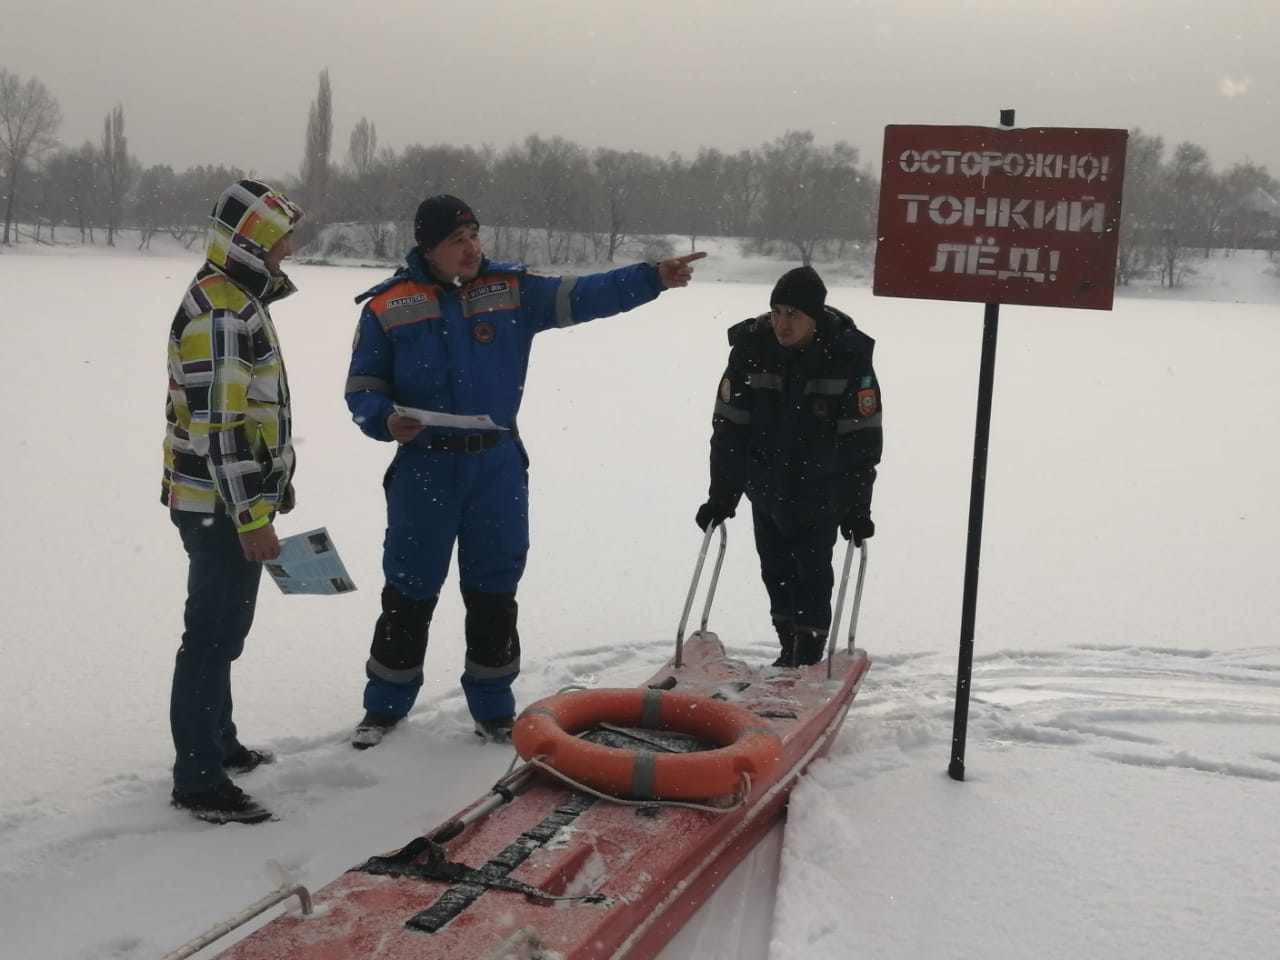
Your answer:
[512,688,782,801]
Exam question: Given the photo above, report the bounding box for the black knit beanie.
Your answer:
[414,194,478,249]
[770,266,827,321]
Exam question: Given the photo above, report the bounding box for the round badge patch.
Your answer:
[719,377,732,403]
[473,320,496,344]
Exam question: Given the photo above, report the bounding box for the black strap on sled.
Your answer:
[354,791,607,934]
[360,837,598,902]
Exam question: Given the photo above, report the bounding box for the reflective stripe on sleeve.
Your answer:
[838,413,883,433]
[714,401,752,424]
[554,276,581,327]
[746,372,782,391]
[804,378,850,395]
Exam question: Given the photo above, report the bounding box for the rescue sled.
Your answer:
[185,527,871,960]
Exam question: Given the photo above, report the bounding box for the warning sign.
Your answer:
[873,125,1128,310]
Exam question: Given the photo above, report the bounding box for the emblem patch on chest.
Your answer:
[473,320,497,344]
[466,281,511,301]
[857,389,878,417]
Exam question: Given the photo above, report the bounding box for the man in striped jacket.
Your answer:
[162,179,303,824]
[696,266,883,668]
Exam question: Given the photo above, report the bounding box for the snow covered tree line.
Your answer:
[2,66,1278,279]
[1117,129,1280,287]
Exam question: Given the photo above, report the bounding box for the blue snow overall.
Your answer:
[347,249,664,723]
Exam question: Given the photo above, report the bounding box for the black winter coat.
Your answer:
[706,306,882,530]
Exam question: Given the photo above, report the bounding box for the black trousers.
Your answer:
[751,506,838,637]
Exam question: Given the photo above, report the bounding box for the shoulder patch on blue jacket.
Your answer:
[354,270,411,305]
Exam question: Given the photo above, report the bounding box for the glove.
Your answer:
[695,501,736,532]
[840,515,874,546]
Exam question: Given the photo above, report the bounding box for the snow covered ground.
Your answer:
[0,237,1277,959]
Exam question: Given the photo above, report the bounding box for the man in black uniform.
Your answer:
[695,266,883,667]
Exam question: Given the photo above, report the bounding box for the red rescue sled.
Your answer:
[192,528,872,960]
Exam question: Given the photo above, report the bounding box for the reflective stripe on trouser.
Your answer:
[363,587,437,716]
[751,505,838,636]
[460,590,521,722]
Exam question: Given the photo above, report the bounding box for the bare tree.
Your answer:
[1115,129,1164,286]
[135,164,178,249]
[507,135,591,264]
[100,103,133,246]
[301,68,333,214]
[758,131,866,265]
[0,69,62,244]
[590,148,656,261]
[1218,162,1275,252]
[1160,142,1214,286]
[348,117,377,177]
[169,163,245,248]
[722,149,764,237]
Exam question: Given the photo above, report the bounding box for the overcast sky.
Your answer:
[4,0,1276,184]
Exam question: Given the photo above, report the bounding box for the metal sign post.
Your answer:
[873,111,1129,780]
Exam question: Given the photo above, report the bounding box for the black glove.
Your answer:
[695,501,736,532]
[840,515,874,546]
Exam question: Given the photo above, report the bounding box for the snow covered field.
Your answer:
[0,239,1277,959]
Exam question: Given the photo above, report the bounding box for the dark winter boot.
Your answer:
[771,620,796,667]
[792,629,828,667]
[352,710,402,750]
[171,779,272,825]
[223,746,275,776]
[474,716,516,744]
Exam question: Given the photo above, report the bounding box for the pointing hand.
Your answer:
[658,251,707,289]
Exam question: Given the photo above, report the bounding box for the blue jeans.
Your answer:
[170,511,262,793]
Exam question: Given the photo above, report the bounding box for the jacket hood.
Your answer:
[204,180,303,300]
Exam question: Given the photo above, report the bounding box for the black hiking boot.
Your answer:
[771,620,796,667]
[473,716,515,744]
[352,710,402,750]
[172,779,272,825]
[792,630,828,667]
[223,746,275,776]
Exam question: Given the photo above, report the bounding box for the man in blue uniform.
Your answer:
[695,266,883,668]
[346,194,704,748]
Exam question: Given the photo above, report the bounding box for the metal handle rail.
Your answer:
[429,762,541,844]
[824,540,869,679]
[674,522,728,668]
[159,881,313,960]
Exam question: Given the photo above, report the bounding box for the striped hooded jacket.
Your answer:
[707,306,883,529]
[161,180,303,532]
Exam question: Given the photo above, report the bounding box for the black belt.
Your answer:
[430,432,505,454]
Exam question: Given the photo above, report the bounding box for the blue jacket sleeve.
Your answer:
[344,305,396,442]
[521,262,664,333]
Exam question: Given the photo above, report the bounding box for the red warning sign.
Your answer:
[873,125,1128,310]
